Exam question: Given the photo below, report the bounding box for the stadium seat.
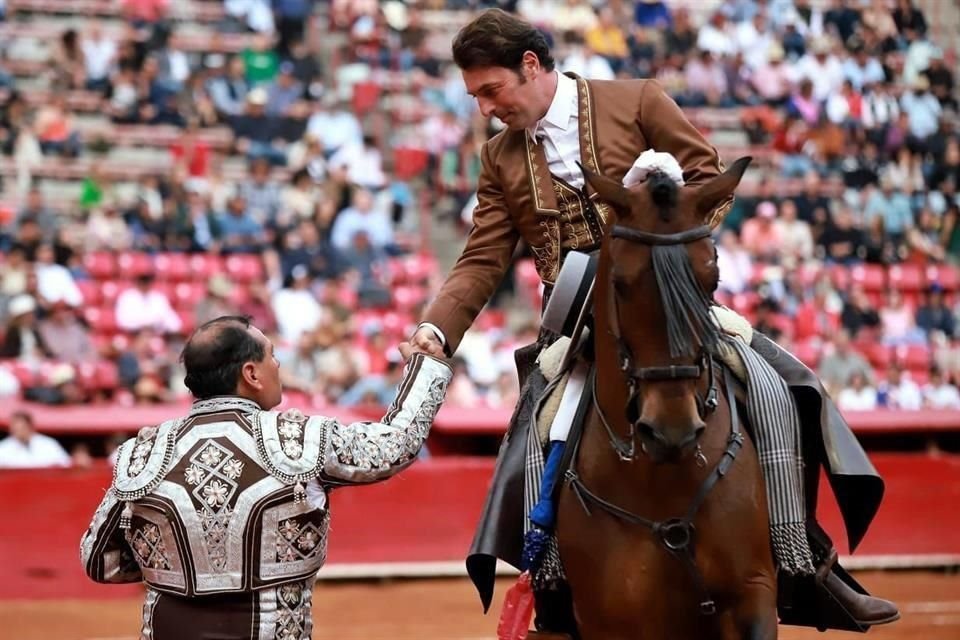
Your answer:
[858,341,892,368]
[116,252,155,279]
[189,254,224,280]
[100,280,130,306]
[82,252,116,279]
[352,81,381,115]
[792,340,822,368]
[154,253,193,282]
[173,282,207,308]
[392,285,428,313]
[84,307,118,334]
[848,264,886,292]
[925,264,960,291]
[887,264,925,292]
[224,255,264,283]
[76,280,101,306]
[894,344,933,372]
[176,310,196,335]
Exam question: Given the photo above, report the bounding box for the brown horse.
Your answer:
[555,158,778,640]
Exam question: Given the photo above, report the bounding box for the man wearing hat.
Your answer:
[399,9,898,635]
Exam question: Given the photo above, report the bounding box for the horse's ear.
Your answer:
[579,162,631,210]
[696,156,752,220]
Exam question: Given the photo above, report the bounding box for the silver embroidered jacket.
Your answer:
[80,354,451,597]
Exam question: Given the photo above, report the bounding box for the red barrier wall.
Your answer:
[0,454,956,600]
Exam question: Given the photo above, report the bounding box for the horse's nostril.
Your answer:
[637,422,661,444]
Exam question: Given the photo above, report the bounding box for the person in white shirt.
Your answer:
[837,371,879,411]
[877,364,923,410]
[34,243,83,308]
[922,367,960,409]
[270,264,327,344]
[115,273,183,334]
[80,23,117,89]
[0,411,71,469]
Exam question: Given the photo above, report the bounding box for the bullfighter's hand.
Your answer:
[398,326,445,361]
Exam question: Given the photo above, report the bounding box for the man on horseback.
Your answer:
[398,9,898,636]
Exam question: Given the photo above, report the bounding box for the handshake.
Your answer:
[398,325,447,361]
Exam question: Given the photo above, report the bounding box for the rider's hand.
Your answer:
[399,326,446,360]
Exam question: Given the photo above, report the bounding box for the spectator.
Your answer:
[305,94,363,157]
[922,49,955,111]
[81,23,117,91]
[880,289,925,345]
[900,76,941,153]
[818,329,874,393]
[115,273,182,334]
[837,371,879,411]
[218,194,266,254]
[34,94,81,158]
[740,200,784,262]
[0,294,52,360]
[241,33,280,86]
[776,199,814,267]
[121,0,169,26]
[840,284,881,339]
[330,188,394,253]
[230,88,288,165]
[876,363,923,410]
[328,134,387,191]
[265,61,305,117]
[271,264,326,344]
[239,157,282,226]
[819,206,865,265]
[922,366,960,408]
[34,242,83,308]
[195,274,237,326]
[50,29,86,90]
[85,203,133,252]
[916,284,956,338]
[697,11,734,59]
[37,300,95,365]
[116,329,173,403]
[0,411,71,469]
[208,55,250,119]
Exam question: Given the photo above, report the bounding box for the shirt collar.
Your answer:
[526,71,578,143]
[189,395,263,416]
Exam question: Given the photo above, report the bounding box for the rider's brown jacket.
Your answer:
[422,75,730,353]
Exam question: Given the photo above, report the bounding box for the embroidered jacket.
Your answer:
[422,75,731,353]
[80,354,451,598]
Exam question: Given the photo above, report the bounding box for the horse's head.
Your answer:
[584,157,751,463]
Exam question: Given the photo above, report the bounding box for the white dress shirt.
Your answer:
[526,71,583,189]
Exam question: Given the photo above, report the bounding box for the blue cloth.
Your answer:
[529,441,566,530]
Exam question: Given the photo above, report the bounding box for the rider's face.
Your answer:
[463,54,548,131]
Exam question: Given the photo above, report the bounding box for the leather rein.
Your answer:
[564,222,745,616]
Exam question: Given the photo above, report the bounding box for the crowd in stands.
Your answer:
[1,0,960,468]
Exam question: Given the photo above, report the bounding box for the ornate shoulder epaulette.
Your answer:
[256,408,329,501]
[112,418,183,529]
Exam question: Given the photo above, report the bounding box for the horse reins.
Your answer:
[564,221,743,616]
[565,367,745,617]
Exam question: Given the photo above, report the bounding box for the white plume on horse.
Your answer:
[622,149,686,188]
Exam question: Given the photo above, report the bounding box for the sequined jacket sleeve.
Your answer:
[322,353,451,483]
[80,474,144,584]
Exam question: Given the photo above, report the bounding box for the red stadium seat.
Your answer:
[848,264,885,292]
[82,252,116,279]
[925,264,960,291]
[76,280,101,306]
[84,307,118,334]
[887,264,924,292]
[176,309,196,335]
[403,253,439,283]
[894,344,933,372]
[828,264,850,290]
[116,252,155,279]
[154,253,192,282]
[792,340,821,368]
[173,282,207,308]
[100,280,131,306]
[857,341,891,368]
[189,254,224,280]
[392,285,428,313]
[224,254,264,283]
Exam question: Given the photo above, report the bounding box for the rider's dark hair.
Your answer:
[452,9,555,73]
[181,315,265,399]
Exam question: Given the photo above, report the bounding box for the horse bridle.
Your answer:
[601,223,719,462]
[563,221,747,616]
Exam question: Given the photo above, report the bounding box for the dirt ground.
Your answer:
[2,571,958,639]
